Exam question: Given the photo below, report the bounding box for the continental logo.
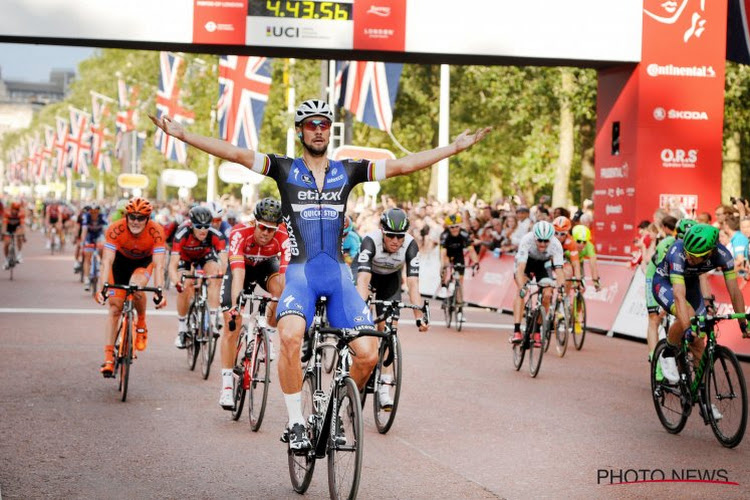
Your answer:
[646,64,716,78]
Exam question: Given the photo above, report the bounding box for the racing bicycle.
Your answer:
[566,277,587,350]
[651,312,748,448]
[3,233,20,280]
[229,284,277,432]
[513,278,556,378]
[102,283,163,402]
[180,270,223,379]
[287,318,386,500]
[362,298,430,434]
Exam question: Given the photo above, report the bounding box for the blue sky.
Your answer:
[0,43,95,82]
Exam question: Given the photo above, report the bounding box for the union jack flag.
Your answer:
[335,61,403,132]
[116,79,138,133]
[90,91,113,172]
[67,107,92,176]
[154,52,195,163]
[217,55,272,150]
[54,116,69,178]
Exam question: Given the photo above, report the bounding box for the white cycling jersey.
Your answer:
[515,231,564,267]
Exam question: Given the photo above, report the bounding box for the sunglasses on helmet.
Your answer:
[302,119,332,132]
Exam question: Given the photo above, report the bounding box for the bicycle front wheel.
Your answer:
[231,329,247,421]
[513,304,531,371]
[249,329,270,432]
[528,309,544,378]
[554,300,569,358]
[373,335,403,434]
[650,339,688,434]
[200,308,213,380]
[443,297,453,329]
[186,304,200,371]
[288,371,317,494]
[328,376,364,500]
[572,292,587,350]
[118,315,133,402]
[705,345,748,448]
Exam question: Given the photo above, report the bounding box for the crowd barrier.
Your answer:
[419,248,750,358]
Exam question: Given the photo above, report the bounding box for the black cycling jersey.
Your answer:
[439,229,472,263]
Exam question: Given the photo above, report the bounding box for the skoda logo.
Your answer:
[653,107,666,121]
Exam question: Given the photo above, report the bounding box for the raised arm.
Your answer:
[149,114,256,169]
[383,127,491,179]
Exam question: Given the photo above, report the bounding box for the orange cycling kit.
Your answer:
[104,218,167,300]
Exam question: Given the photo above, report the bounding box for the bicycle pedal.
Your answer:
[280,429,290,443]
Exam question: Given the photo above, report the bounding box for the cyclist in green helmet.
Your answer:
[652,223,748,386]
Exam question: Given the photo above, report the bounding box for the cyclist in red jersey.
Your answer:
[45,200,64,249]
[217,198,289,408]
[96,197,167,376]
[3,201,26,267]
[170,206,228,348]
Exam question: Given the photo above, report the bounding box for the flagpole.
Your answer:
[286,58,296,157]
[437,64,450,203]
[207,109,217,202]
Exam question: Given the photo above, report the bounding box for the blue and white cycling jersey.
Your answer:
[250,153,386,328]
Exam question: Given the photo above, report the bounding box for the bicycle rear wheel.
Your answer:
[456,285,464,332]
[249,329,270,432]
[328,376,364,500]
[443,297,453,329]
[231,327,248,421]
[554,300,569,357]
[528,309,544,378]
[200,308,213,380]
[572,292,587,350]
[288,371,317,493]
[650,339,688,434]
[373,335,402,434]
[705,345,748,448]
[186,304,200,371]
[118,314,133,402]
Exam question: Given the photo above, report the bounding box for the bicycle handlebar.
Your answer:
[228,292,279,330]
[102,283,163,303]
[690,312,749,327]
[370,299,430,325]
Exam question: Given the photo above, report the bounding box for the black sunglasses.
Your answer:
[384,232,406,240]
[536,238,550,243]
[127,214,148,222]
[193,223,210,230]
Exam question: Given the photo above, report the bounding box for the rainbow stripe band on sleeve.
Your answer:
[252,153,271,175]
[153,247,166,254]
[369,160,387,181]
[104,242,117,252]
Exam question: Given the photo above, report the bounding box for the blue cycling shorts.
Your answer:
[652,274,706,317]
[277,253,373,330]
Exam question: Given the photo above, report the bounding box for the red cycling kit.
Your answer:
[171,222,227,270]
[220,222,290,309]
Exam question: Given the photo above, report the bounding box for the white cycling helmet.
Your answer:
[295,99,333,125]
[533,220,555,241]
[205,201,224,219]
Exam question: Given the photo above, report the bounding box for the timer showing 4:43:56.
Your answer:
[249,0,353,20]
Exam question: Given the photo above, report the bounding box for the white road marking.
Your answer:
[0,308,513,329]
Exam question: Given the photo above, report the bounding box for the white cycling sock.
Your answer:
[178,316,187,332]
[285,392,304,426]
[221,369,233,389]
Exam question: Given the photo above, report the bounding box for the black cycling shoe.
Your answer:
[285,423,312,454]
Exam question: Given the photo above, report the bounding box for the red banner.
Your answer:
[192,0,247,44]
[462,254,634,333]
[353,0,407,51]
[594,1,727,257]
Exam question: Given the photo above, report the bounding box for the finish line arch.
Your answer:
[0,0,737,256]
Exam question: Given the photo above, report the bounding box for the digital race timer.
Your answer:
[249,0,353,21]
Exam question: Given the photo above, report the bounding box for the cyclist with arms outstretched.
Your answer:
[151,99,490,452]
